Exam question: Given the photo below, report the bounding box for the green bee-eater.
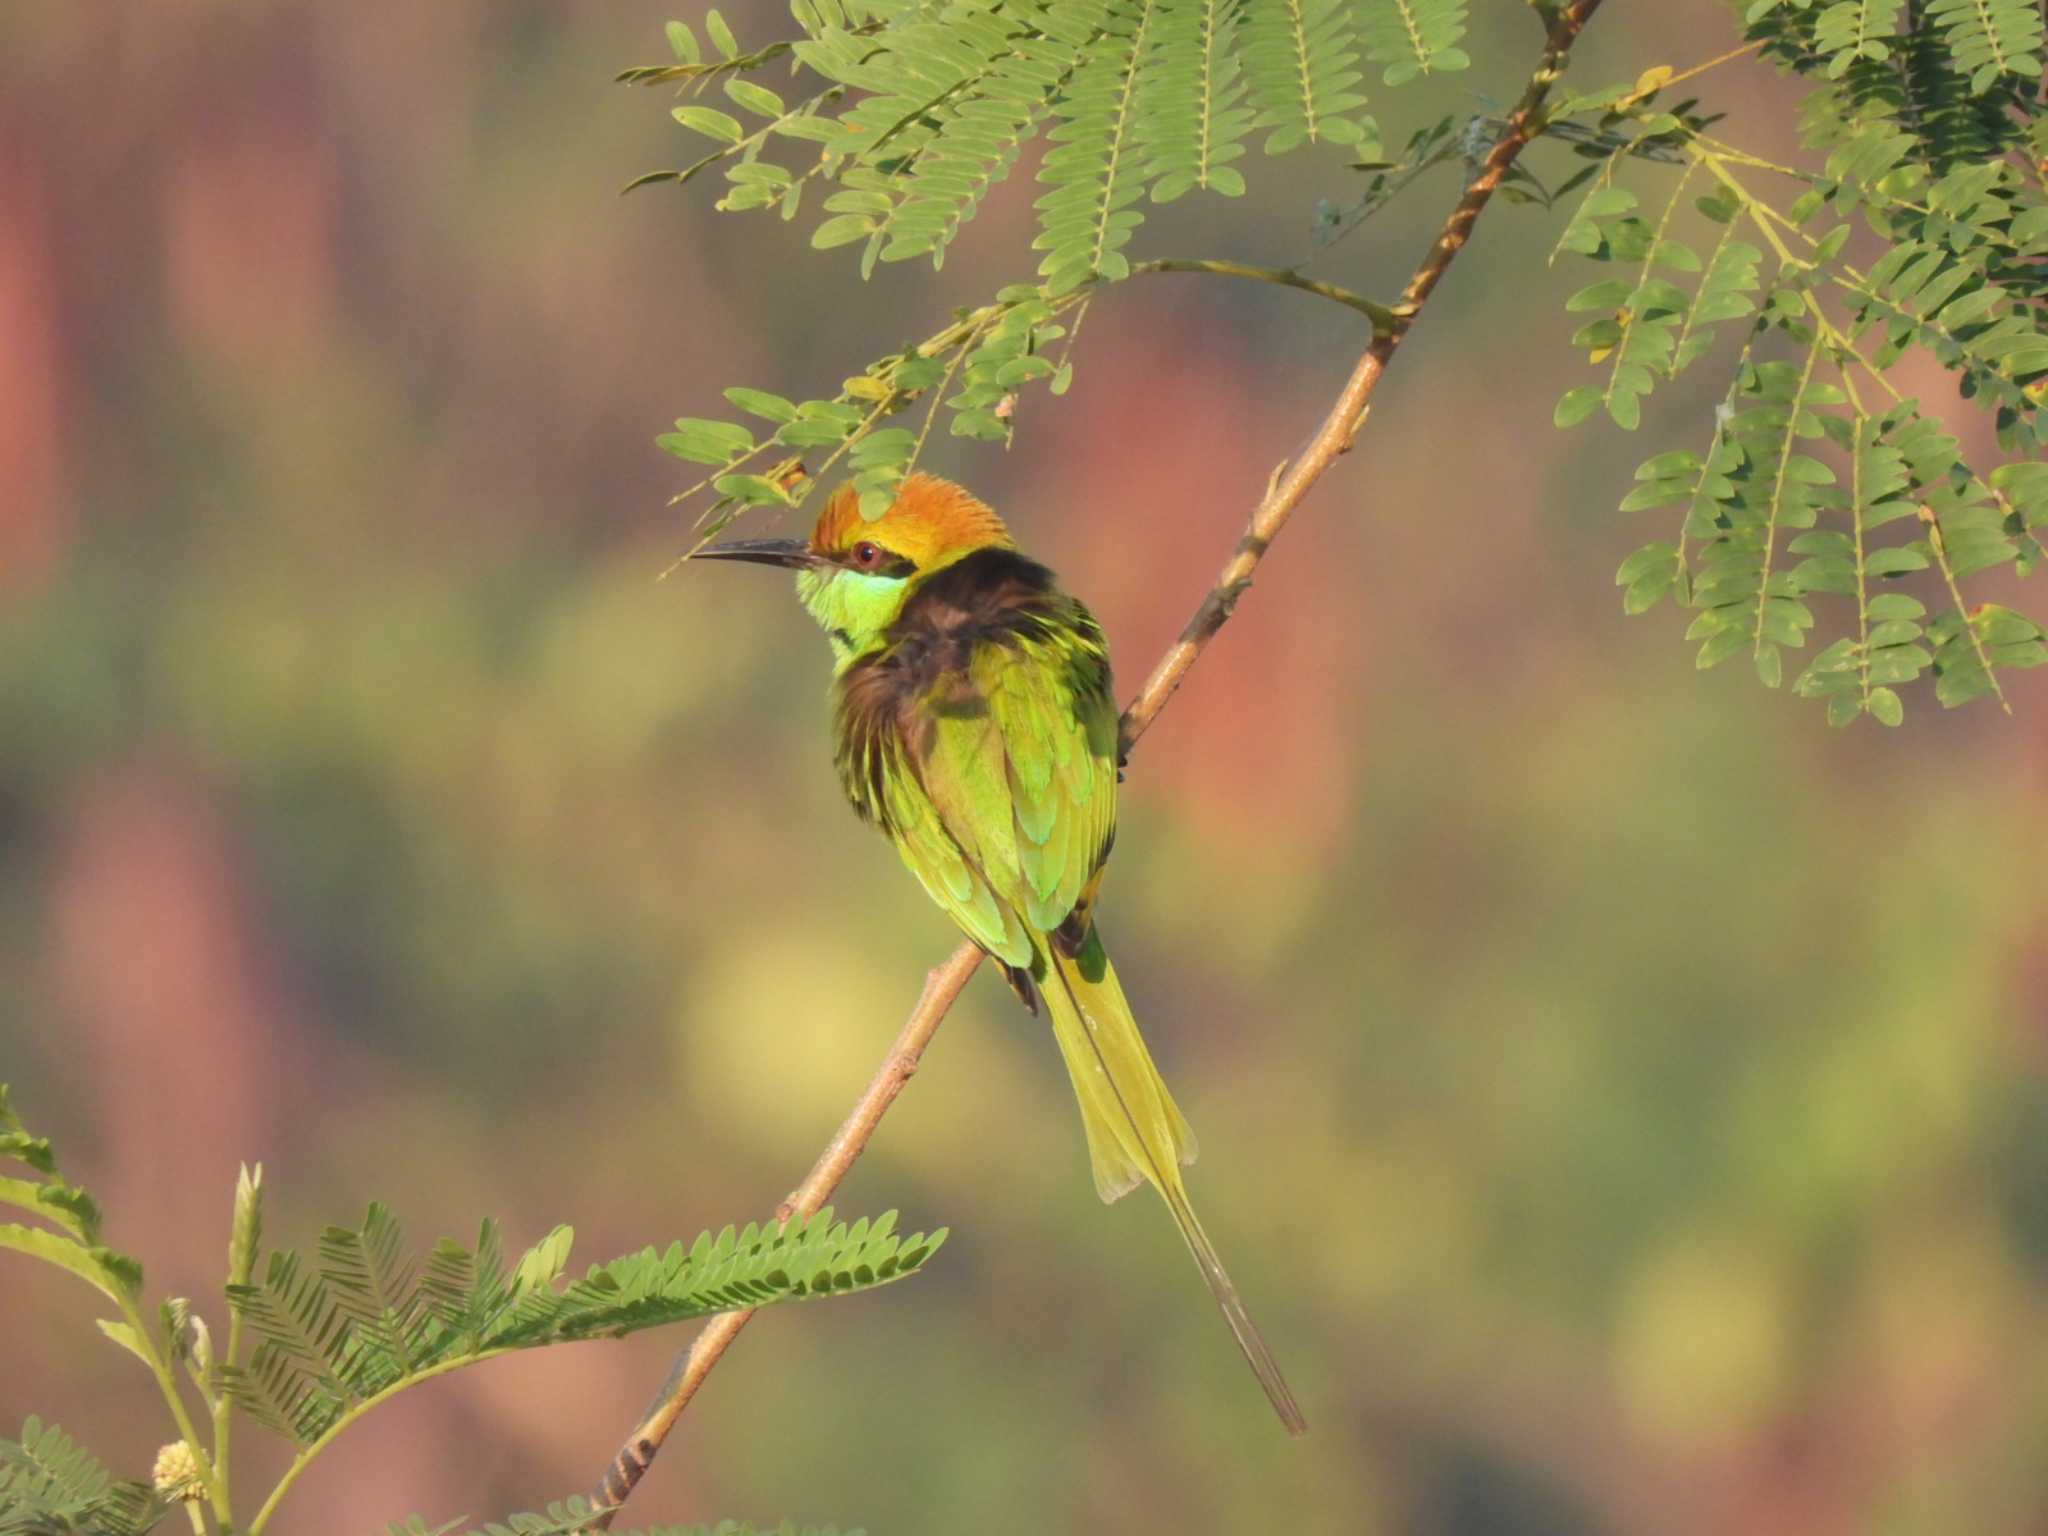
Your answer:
[698,473,1304,1433]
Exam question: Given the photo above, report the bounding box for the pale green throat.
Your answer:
[797,565,914,669]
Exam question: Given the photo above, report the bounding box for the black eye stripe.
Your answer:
[843,543,916,579]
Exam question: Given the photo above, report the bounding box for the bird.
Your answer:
[695,471,1305,1434]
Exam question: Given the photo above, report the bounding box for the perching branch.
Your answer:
[583,947,980,1522]
[582,1,1602,1522]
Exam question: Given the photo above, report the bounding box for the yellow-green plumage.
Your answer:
[698,474,1304,1434]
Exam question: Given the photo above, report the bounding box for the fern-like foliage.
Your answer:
[219,1204,944,1447]
[1752,0,2045,91]
[0,1085,146,1308]
[385,1509,858,1536]
[6,1082,941,1526]
[1809,0,1907,75]
[1237,0,1373,152]
[1358,0,1471,86]
[1548,9,2048,724]
[1135,0,1252,200]
[1036,1,1157,294]
[0,1419,170,1536]
[1922,0,2046,92]
[617,0,1441,531]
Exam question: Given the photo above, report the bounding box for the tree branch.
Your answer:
[1123,0,1603,750]
[582,1,1601,1522]
[581,945,981,1526]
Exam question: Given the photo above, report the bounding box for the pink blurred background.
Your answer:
[7,4,2048,1533]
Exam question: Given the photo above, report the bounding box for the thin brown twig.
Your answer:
[1124,0,1602,750]
[582,1,1601,1522]
[583,946,983,1524]
[1612,37,1763,109]
[1128,258,1398,332]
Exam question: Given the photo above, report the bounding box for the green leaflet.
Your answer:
[1358,0,1470,87]
[1923,0,2045,93]
[1035,2,1157,295]
[219,1204,945,1446]
[1811,0,1905,76]
[1238,0,1374,153]
[1135,0,1253,200]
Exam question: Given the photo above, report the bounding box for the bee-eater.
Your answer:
[697,473,1304,1434]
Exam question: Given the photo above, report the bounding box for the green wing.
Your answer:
[972,620,1118,936]
[866,599,1117,966]
[879,736,1035,967]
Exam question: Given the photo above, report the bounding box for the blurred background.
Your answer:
[6,4,2048,1533]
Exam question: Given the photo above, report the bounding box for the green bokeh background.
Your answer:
[5,4,2047,1533]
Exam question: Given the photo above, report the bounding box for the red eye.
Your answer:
[852,541,883,569]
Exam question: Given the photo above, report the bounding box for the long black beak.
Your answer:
[692,537,816,569]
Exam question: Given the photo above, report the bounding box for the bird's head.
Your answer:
[695,473,1014,665]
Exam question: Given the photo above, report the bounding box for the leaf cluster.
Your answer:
[656,282,1083,538]
[1549,9,2048,724]
[2,1085,945,1532]
[630,0,1436,274]
[623,0,1484,534]
[219,1204,944,1446]
[0,1419,169,1536]
[1750,0,2043,94]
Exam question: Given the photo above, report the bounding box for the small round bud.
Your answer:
[152,1441,204,1501]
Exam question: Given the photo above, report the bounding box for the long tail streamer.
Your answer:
[1039,929,1307,1435]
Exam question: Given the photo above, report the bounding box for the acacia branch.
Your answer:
[583,2,1600,1521]
[1123,0,1602,748]
[578,947,979,1525]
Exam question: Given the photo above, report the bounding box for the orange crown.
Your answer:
[810,473,1014,569]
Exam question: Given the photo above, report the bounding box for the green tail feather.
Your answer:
[1037,928,1308,1436]
[1037,927,1194,1203]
